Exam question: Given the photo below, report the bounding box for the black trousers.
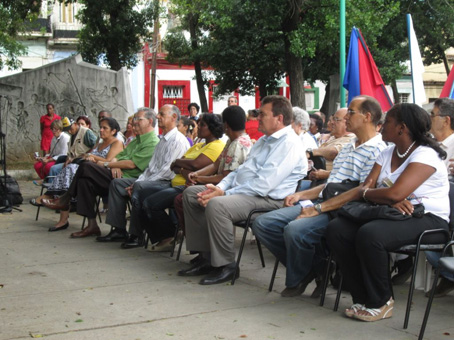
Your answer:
[326,213,448,308]
[68,162,112,219]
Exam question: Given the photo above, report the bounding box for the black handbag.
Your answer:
[71,157,85,165]
[55,155,67,164]
[322,180,360,219]
[338,201,425,224]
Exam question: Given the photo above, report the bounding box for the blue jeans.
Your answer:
[129,180,172,237]
[48,163,64,181]
[142,185,185,243]
[425,251,454,281]
[252,205,330,287]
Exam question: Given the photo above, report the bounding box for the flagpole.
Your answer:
[406,14,416,104]
[340,0,346,107]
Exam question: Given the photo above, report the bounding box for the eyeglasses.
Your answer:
[133,117,148,122]
[429,111,448,118]
[332,117,344,122]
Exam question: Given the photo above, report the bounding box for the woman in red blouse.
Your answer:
[40,103,61,155]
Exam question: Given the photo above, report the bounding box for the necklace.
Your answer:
[396,141,416,158]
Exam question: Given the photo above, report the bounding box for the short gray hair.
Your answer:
[136,107,157,126]
[434,97,454,130]
[167,104,181,121]
[292,106,310,130]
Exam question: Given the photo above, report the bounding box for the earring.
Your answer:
[398,131,402,135]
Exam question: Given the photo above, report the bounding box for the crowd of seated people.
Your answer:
[124,112,225,251]
[33,94,454,324]
[35,117,124,231]
[327,103,450,321]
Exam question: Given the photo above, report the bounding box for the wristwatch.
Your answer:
[314,203,322,214]
[307,148,313,158]
[103,162,110,168]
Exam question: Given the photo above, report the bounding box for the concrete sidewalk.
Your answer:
[0,180,453,340]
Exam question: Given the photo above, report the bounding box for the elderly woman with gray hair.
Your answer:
[292,107,318,151]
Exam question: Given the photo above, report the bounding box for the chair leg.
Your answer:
[176,234,184,261]
[320,253,333,307]
[35,186,45,221]
[268,258,279,292]
[334,272,343,312]
[256,238,266,268]
[418,267,442,340]
[35,206,41,221]
[96,196,102,223]
[232,225,250,285]
[170,224,180,258]
[404,252,420,329]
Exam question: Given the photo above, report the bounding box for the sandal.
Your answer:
[345,303,365,318]
[353,298,394,322]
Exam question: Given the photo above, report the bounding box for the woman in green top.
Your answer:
[143,113,225,251]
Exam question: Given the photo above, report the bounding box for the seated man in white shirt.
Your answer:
[179,95,308,285]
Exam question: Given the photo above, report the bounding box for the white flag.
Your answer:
[407,14,426,106]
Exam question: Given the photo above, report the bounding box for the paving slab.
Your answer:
[0,180,453,340]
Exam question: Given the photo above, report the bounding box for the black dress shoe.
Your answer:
[96,228,128,242]
[48,222,69,232]
[190,254,201,264]
[121,235,142,249]
[281,270,316,297]
[29,198,42,207]
[178,259,215,277]
[199,265,239,285]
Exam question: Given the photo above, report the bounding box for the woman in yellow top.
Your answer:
[142,113,225,251]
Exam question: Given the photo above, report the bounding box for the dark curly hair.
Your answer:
[388,103,446,160]
[199,113,224,139]
[188,102,200,113]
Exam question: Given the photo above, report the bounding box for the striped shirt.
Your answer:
[327,134,387,184]
[136,127,190,182]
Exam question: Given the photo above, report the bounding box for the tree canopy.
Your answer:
[76,0,156,71]
[0,0,42,70]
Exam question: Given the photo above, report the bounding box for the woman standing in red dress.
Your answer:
[40,103,61,155]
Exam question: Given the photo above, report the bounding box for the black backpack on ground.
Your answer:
[0,175,23,207]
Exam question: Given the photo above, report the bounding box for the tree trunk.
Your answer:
[258,79,268,101]
[107,49,122,71]
[282,0,305,108]
[189,13,208,112]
